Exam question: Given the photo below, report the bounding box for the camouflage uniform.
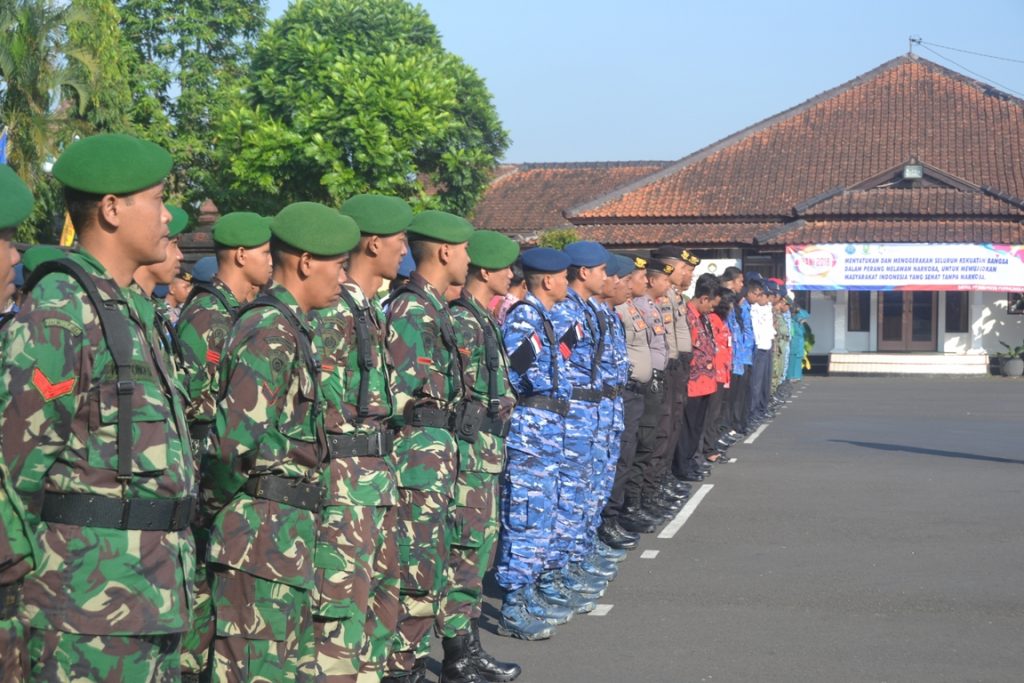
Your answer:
[306,281,400,682]
[771,308,790,393]
[495,292,570,591]
[175,277,241,678]
[205,283,325,682]
[384,273,463,676]
[588,300,627,538]
[0,250,195,680]
[438,293,516,638]
[548,289,604,566]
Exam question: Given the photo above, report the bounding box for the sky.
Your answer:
[265,0,1024,164]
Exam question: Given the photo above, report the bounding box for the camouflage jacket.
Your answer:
[176,278,240,428]
[501,292,570,454]
[385,272,462,494]
[315,281,397,507]
[206,283,325,590]
[450,292,517,474]
[550,288,604,393]
[0,249,194,635]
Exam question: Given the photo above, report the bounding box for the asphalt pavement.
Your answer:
[434,376,1024,683]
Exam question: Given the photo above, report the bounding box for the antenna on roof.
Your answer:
[909,36,922,55]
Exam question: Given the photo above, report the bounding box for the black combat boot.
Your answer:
[467,619,522,682]
[440,634,487,683]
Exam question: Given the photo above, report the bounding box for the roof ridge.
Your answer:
[513,160,672,170]
[566,53,1024,220]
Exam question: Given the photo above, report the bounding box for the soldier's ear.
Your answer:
[298,252,313,277]
[235,246,247,267]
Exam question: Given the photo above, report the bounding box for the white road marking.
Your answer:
[658,484,714,539]
[728,457,738,463]
[640,549,659,559]
[744,423,769,444]
[589,604,613,616]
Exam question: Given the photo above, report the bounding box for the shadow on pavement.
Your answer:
[829,439,1024,465]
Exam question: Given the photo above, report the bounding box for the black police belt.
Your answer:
[0,581,22,620]
[326,429,392,458]
[243,475,322,512]
[570,387,603,403]
[517,394,570,417]
[40,492,195,531]
[601,383,622,400]
[189,422,212,442]
[625,379,650,394]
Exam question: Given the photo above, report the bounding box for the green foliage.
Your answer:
[537,228,580,250]
[68,0,134,132]
[997,340,1024,360]
[212,0,508,216]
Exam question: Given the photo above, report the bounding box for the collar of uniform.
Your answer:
[409,271,446,310]
[211,276,241,309]
[341,280,371,309]
[265,282,312,331]
[524,290,550,318]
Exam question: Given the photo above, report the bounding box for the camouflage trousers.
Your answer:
[179,558,213,678]
[209,565,313,682]
[585,398,622,542]
[494,447,559,591]
[385,488,451,676]
[553,401,598,565]
[0,615,28,682]
[303,504,400,683]
[26,628,181,682]
[772,341,788,393]
[437,471,499,639]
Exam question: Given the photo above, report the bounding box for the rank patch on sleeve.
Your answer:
[32,368,76,401]
[205,349,221,364]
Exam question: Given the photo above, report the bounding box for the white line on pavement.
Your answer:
[728,457,738,463]
[589,604,613,616]
[744,423,768,444]
[658,484,714,540]
[640,550,659,559]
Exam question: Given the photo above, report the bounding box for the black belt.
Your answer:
[0,581,21,620]
[189,422,211,442]
[601,384,621,400]
[625,379,649,394]
[243,475,322,512]
[326,429,392,458]
[518,395,570,417]
[40,492,195,531]
[480,414,511,438]
[408,405,455,430]
[570,387,602,403]
[651,369,665,382]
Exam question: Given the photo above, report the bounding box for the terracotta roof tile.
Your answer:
[803,188,1024,218]
[760,219,1024,245]
[471,161,670,233]
[576,222,777,246]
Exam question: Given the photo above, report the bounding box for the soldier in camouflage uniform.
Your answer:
[204,202,358,682]
[0,134,195,680]
[547,242,618,593]
[176,211,272,681]
[440,230,521,683]
[304,194,411,682]
[495,247,582,642]
[134,204,189,371]
[0,166,37,683]
[383,211,473,682]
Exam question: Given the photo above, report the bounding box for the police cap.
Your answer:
[646,258,675,276]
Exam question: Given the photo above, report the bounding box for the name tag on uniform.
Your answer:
[626,302,646,331]
[653,322,666,335]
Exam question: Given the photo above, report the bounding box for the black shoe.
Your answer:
[441,634,488,683]
[620,507,658,533]
[681,471,705,482]
[598,520,639,550]
[649,491,683,512]
[658,483,688,501]
[467,620,521,682]
[668,479,693,496]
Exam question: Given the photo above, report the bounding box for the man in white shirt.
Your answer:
[748,279,775,425]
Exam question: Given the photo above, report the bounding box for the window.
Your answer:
[847,291,870,332]
[945,292,970,332]
[1008,293,1024,315]
[793,290,811,314]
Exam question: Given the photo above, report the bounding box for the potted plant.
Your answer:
[996,340,1024,377]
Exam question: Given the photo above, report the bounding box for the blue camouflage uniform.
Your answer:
[589,298,627,540]
[548,289,604,566]
[495,292,571,591]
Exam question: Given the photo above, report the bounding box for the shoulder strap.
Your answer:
[337,286,374,419]
[183,281,238,321]
[25,259,137,485]
[586,300,606,386]
[451,294,501,414]
[154,304,184,368]
[392,281,464,391]
[505,298,559,395]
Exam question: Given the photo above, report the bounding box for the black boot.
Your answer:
[383,658,429,683]
[441,634,487,683]
[598,519,639,550]
[620,503,658,533]
[467,620,522,682]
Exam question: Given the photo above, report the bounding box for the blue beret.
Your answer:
[614,254,636,277]
[153,283,170,298]
[563,240,609,268]
[521,247,570,273]
[764,280,780,295]
[192,255,218,284]
[397,250,416,278]
[14,263,24,288]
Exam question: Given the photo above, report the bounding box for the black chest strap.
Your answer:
[337,286,374,419]
[392,281,464,394]
[451,294,503,414]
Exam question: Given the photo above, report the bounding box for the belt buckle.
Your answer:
[372,430,384,456]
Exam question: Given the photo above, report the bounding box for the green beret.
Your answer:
[213,212,272,248]
[22,245,66,275]
[340,194,413,236]
[270,202,359,256]
[0,166,34,229]
[52,133,172,195]
[167,204,189,238]
[406,210,474,244]
[468,230,519,270]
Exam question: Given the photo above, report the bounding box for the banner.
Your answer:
[786,243,1024,292]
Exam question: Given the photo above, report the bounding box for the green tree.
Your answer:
[213,0,509,216]
[537,228,579,250]
[68,0,134,132]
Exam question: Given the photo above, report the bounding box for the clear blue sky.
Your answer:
[266,0,1024,163]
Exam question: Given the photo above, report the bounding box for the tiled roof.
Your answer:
[470,161,671,234]
[567,55,1024,246]
[759,219,1024,245]
[576,222,774,246]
